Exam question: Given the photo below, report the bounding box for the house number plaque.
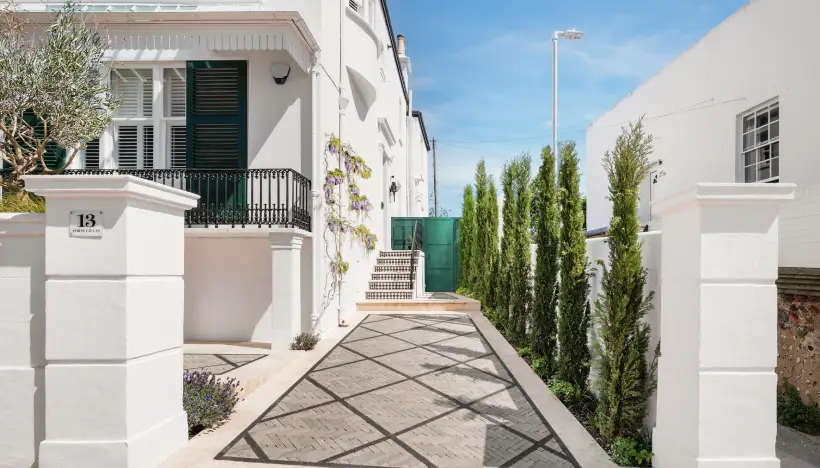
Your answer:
[69,211,104,238]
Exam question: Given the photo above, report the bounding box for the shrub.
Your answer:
[593,119,657,438]
[0,191,45,213]
[609,433,653,467]
[291,332,320,351]
[530,144,560,375]
[531,357,552,381]
[549,378,597,417]
[457,186,477,290]
[183,371,241,437]
[778,381,820,435]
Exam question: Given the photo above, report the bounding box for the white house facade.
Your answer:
[15,0,431,348]
[585,0,820,272]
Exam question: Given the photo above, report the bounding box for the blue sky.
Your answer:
[388,0,748,216]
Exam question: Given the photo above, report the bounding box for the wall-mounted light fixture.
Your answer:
[389,176,399,202]
[270,62,291,85]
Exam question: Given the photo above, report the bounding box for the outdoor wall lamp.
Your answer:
[389,176,399,202]
[270,62,291,85]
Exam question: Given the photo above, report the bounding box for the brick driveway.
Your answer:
[217,314,580,468]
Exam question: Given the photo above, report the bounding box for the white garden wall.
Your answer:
[0,214,46,468]
[779,185,820,269]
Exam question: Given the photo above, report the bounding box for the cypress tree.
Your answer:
[497,162,517,325]
[458,185,476,290]
[484,178,500,310]
[530,145,560,372]
[472,160,491,303]
[507,155,532,345]
[593,119,657,438]
[556,141,592,389]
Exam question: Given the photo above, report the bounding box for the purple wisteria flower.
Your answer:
[323,183,334,204]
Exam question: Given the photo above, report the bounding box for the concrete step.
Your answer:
[357,293,482,312]
[379,250,416,258]
[371,273,412,281]
[377,257,415,266]
[368,280,413,290]
[365,290,414,300]
[374,265,415,273]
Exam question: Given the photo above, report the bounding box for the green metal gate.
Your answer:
[391,217,460,293]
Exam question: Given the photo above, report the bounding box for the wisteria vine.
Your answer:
[321,135,378,319]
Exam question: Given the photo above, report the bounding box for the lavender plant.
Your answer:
[183,371,241,437]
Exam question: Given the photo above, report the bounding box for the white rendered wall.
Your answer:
[184,237,273,343]
[586,0,820,234]
[587,232,662,428]
[0,214,45,468]
[779,185,820,269]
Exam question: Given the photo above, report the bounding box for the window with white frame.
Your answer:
[740,101,779,183]
[104,65,187,170]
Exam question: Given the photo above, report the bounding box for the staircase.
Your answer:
[365,250,418,300]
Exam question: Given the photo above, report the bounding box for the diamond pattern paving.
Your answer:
[217,314,580,468]
[184,353,266,376]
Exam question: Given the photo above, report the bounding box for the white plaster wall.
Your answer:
[247,50,312,174]
[0,214,45,468]
[184,237,273,343]
[779,185,820,269]
[586,231,662,428]
[586,0,820,233]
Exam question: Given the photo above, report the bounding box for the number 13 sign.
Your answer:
[69,211,104,238]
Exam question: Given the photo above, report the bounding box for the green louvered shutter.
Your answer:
[186,61,247,169]
[22,111,67,171]
[186,61,248,225]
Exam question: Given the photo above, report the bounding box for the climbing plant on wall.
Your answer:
[322,135,378,323]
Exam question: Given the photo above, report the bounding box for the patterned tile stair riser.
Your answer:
[216,314,581,468]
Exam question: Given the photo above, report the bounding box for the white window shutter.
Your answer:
[170,125,186,169]
[112,69,153,117]
[164,68,186,117]
[116,126,139,168]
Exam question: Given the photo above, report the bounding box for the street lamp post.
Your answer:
[552,28,583,176]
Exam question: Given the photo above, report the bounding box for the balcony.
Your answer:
[61,168,311,231]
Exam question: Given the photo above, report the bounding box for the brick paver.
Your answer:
[184,354,266,375]
[217,314,579,468]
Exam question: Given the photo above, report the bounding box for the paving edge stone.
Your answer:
[468,311,619,468]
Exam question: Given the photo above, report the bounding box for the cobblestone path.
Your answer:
[217,314,580,468]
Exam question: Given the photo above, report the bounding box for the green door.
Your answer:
[391,217,461,293]
[186,60,248,225]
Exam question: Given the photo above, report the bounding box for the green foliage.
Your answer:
[517,346,533,359]
[0,1,117,189]
[556,142,592,390]
[290,332,320,351]
[549,378,597,417]
[484,178,500,309]
[530,145,560,375]
[472,160,497,305]
[183,371,241,437]
[593,118,658,438]
[609,435,653,467]
[497,161,517,326]
[531,357,552,380]
[0,190,45,213]
[458,186,477,290]
[507,155,533,345]
[778,381,820,435]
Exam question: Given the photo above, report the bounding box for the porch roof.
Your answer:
[18,5,319,72]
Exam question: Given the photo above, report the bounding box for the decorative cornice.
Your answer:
[378,117,397,147]
[652,183,797,217]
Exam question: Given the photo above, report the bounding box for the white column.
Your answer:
[25,175,198,468]
[0,214,45,468]
[652,183,795,468]
[270,230,307,350]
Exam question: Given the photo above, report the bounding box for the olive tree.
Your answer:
[0,1,116,191]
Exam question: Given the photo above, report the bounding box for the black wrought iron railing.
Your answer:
[408,220,423,295]
[57,168,311,230]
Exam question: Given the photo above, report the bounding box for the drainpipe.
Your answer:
[337,0,348,326]
[310,51,323,332]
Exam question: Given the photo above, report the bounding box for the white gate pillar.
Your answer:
[270,230,307,350]
[25,175,198,468]
[0,214,45,468]
[653,183,795,468]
